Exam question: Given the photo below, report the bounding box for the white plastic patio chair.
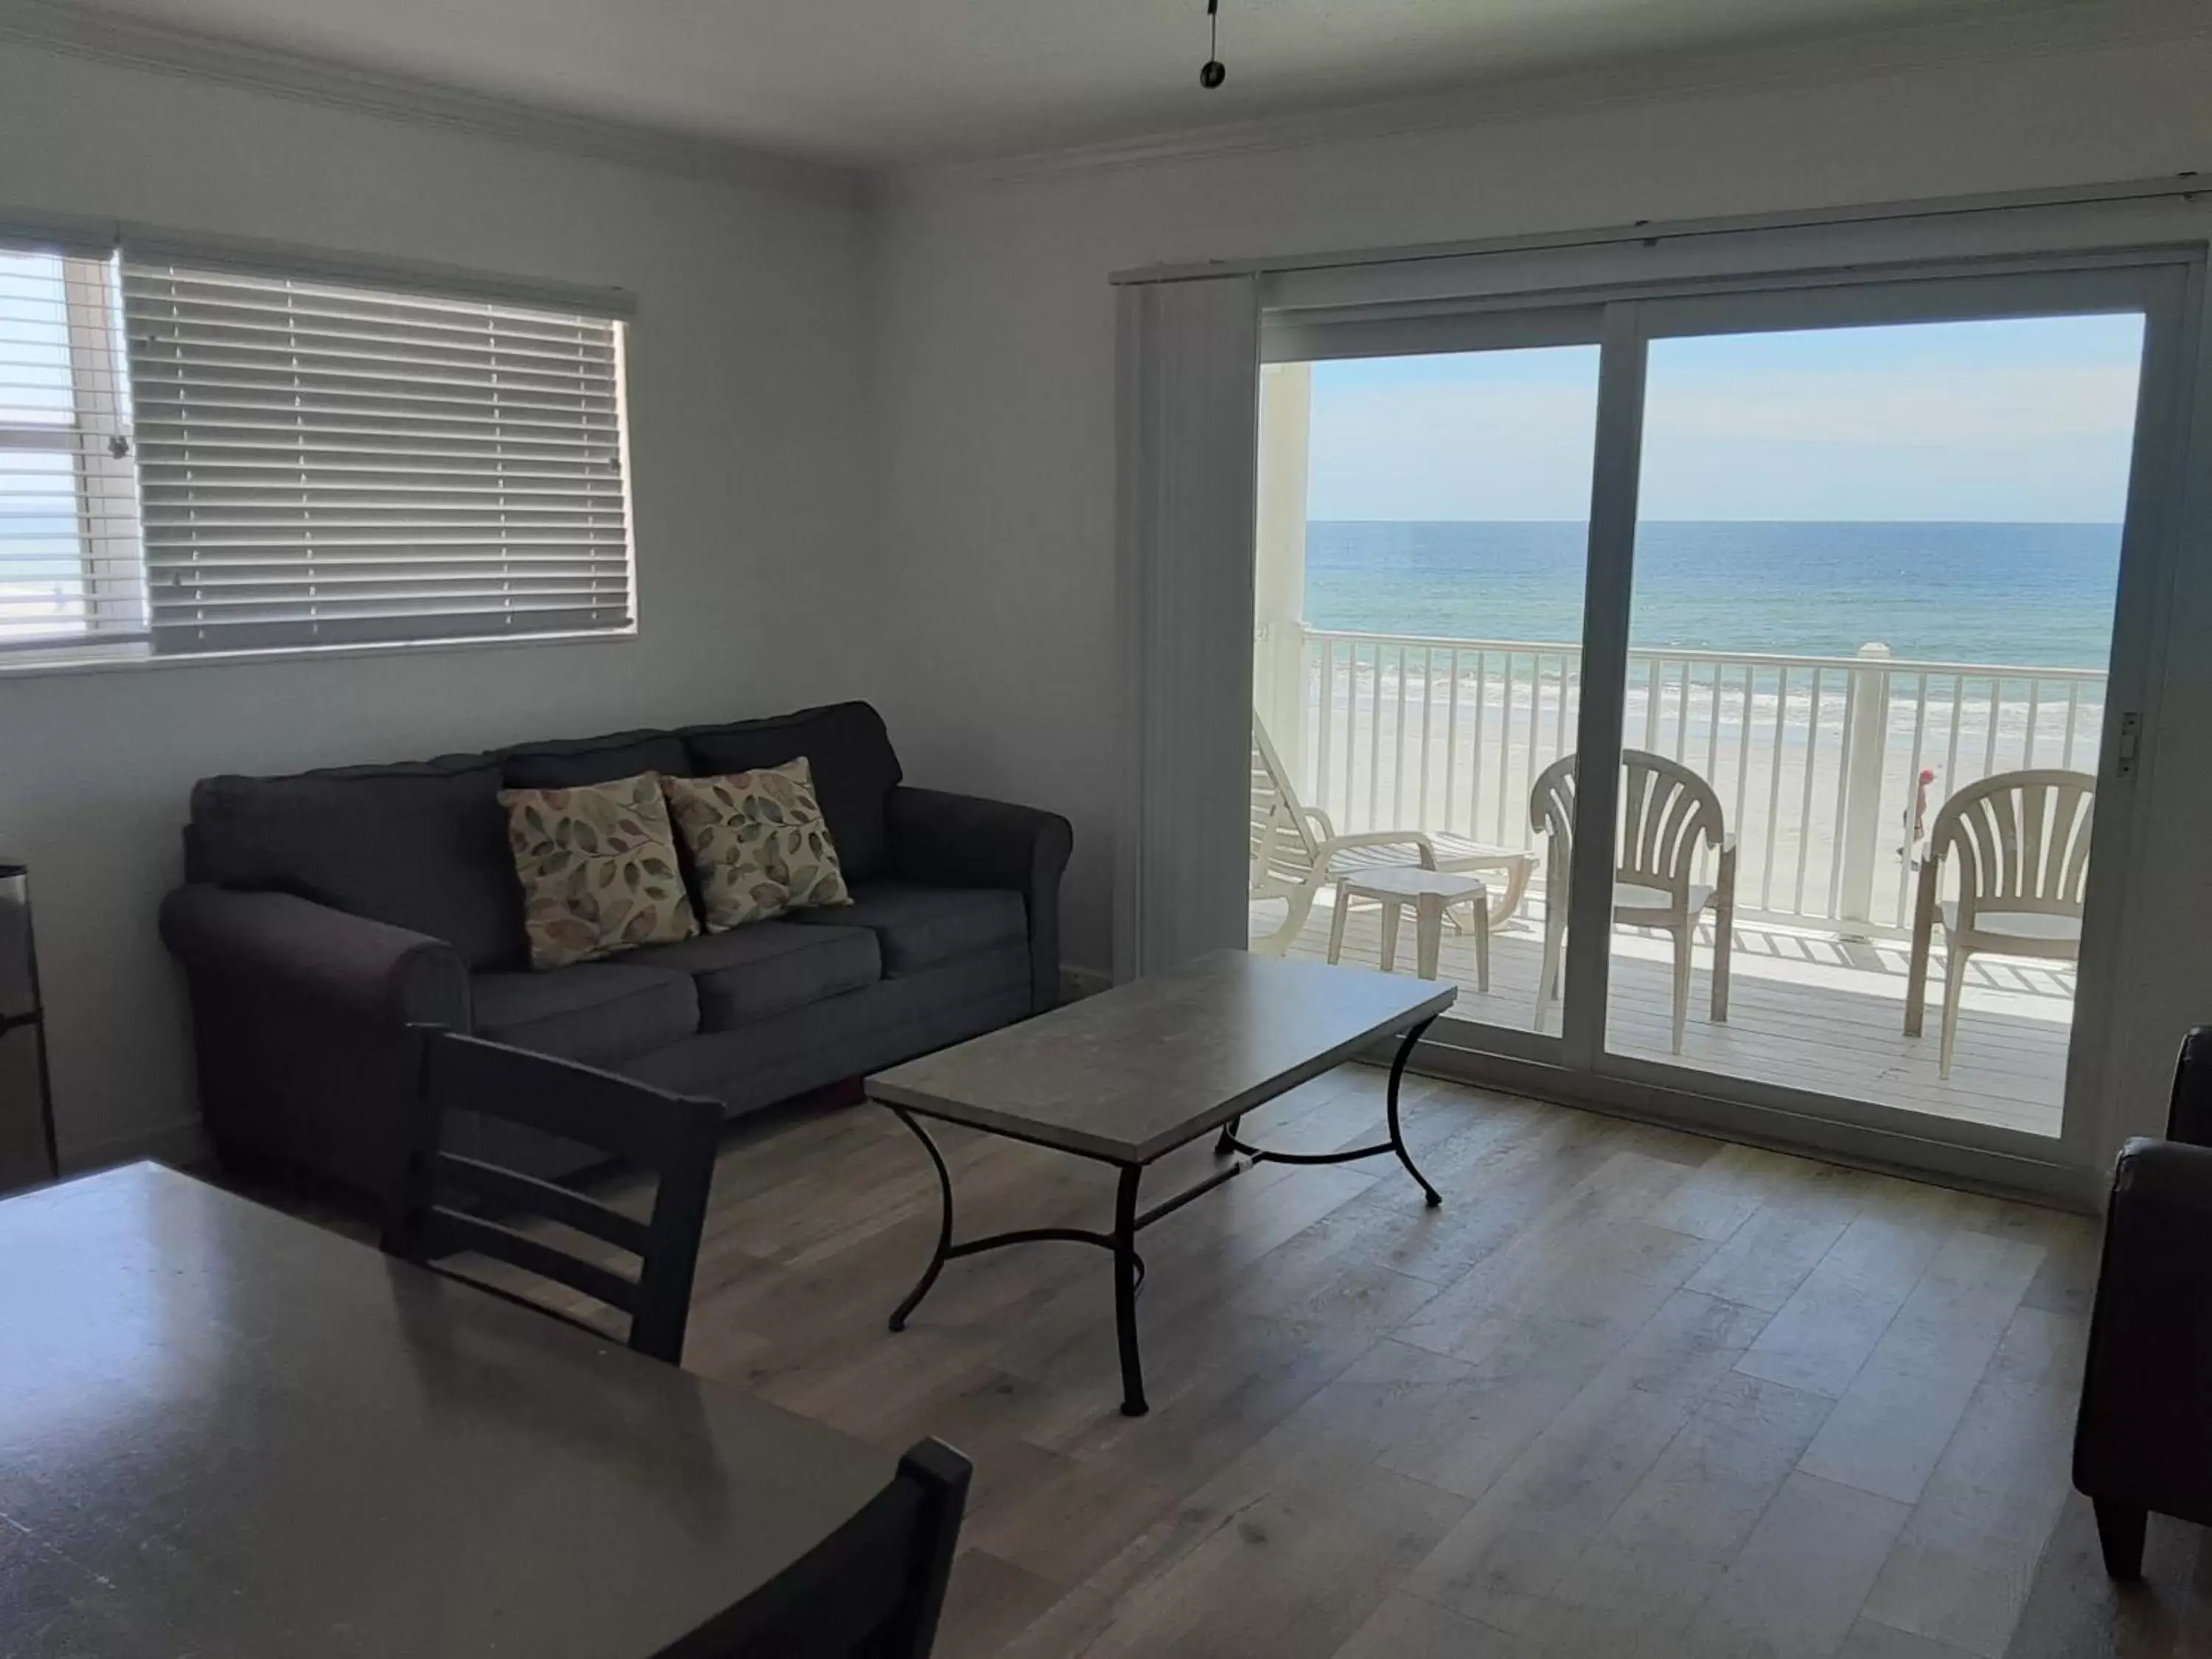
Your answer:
[1905,768,2093,1079]
[1528,749,1736,1054]
[1248,715,1534,956]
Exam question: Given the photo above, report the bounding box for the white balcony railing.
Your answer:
[1277,627,2107,936]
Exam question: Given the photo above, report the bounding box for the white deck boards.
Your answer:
[1253,894,2072,1139]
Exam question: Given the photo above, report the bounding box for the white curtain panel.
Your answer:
[1113,272,1260,978]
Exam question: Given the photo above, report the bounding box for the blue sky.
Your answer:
[1304,313,2146,524]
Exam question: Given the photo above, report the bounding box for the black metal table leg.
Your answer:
[874,1006,1439,1416]
[883,1105,1180,1342]
[1113,1164,1147,1417]
[1385,1017,1443,1207]
[883,1106,1158,1414]
[888,1107,954,1332]
[1212,1016,1444,1206]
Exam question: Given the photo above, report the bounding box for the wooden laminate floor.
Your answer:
[638,1069,2209,1659]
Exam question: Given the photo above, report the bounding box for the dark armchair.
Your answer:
[2073,1025,2212,1578]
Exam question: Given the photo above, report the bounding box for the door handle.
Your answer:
[2115,710,2141,778]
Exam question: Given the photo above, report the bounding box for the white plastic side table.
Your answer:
[1329,867,1490,989]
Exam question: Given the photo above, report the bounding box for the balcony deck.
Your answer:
[1251,891,2073,1139]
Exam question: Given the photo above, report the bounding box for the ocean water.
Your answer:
[1305,521,2121,669]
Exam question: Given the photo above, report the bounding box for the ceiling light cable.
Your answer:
[1200,0,1225,88]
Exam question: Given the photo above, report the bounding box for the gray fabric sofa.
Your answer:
[160,701,1072,1200]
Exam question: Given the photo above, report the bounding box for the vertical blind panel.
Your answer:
[0,249,146,648]
[123,264,633,653]
[1115,274,1262,977]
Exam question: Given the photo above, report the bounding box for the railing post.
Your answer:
[1837,641,1892,932]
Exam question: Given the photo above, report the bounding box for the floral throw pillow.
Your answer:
[661,757,852,932]
[499,771,699,969]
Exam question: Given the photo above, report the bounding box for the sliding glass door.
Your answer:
[1594,296,2146,1140]
[1565,265,2185,1169]
[1253,256,2190,1172]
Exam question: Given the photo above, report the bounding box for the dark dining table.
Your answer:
[0,1161,898,1658]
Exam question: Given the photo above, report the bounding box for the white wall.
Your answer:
[0,44,875,1165]
[870,30,2212,1167]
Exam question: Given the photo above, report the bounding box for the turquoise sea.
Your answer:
[1305,521,2122,669]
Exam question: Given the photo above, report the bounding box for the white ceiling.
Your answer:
[70,0,2111,167]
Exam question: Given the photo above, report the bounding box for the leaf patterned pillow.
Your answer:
[661,758,852,932]
[499,771,699,970]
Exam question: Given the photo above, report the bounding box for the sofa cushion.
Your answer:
[785,878,1025,975]
[621,947,1031,1110]
[627,922,880,1029]
[470,962,698,1065]
[498,729,689,791]
[189,758,522,970]
[679,702,900,883]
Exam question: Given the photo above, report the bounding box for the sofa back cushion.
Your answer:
[679,702,902,881]
[497,729,690,791]
[189,758,523,969]
[182,703,903,965]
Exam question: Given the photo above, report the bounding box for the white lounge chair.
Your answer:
[1529,749,1736,1054]
[1905,768,2093,1079]
[1248,715,1534,957]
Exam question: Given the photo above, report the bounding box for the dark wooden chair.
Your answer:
[698,1436,972,1658]
[381,1027,723,1365]
[2073,1024,2212,1578]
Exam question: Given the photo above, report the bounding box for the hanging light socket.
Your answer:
[1200,0,1226,88]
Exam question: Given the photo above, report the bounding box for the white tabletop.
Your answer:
[1338,866,1492,900]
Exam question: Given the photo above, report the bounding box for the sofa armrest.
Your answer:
[161,886,468,1027]
[2073,1135,2212,1525]
[160,886,470,1197]
[885,787,1073,1014]
[886,786,1072,893]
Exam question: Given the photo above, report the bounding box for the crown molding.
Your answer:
[0,0,862,204]
[8,0,2205,201]
[914,0,2212,188]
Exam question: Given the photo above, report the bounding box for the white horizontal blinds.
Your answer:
[0,248,146,649]
[122,263,633,653]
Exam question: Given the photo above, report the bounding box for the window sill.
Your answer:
[0,625,640,681]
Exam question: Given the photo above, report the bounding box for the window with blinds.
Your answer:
[122,265,633,653]
[0,236,634,664]
[0,248,143,652]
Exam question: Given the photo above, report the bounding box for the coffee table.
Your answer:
[866,950,1455,1416]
